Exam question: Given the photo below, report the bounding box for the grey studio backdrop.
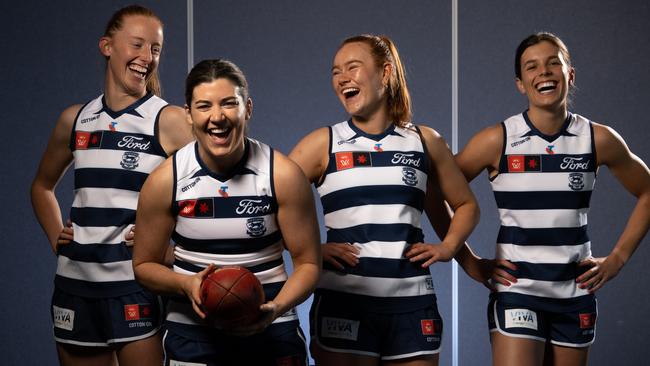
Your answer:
[2,0,648,365]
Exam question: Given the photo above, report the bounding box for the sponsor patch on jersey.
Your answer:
[120,151,140,170]
[568,172,585,191]
[169,361,207,366]
[337,138,357,145]
[504,308,538,330]
[546,145,555,154]
[236,199,271,215]
[89,131,102,148]
[374,143,383,152]
[335,152,372,171]
[178,198,213,217]
[402,167,418,186]
[560,156,591,171]
[218,185,228,197]
[321,317,359,341]
[392,152,422,168]
[53,305,75,331]
[108,121,118,132]
[579,313,596,329]
[180,177,201,193]
[124,303,152,321]
[421,319,435,335]
[246,217,267,237]
[510,136,531,148]
[507,155,540,172]
[75,131,90,149]
[179,199,196,217]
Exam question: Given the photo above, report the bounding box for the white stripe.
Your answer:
[382,349,440,361]
[318,166,426,197]
[356,241,408,259]
[72,187,139,209]
[319,271,434,298]
[324,204,422,229]
[56,255,134,282]
[492,172,595,192]
[505,136,592,155]
[498,208,589,228]
[166,300,297,326]
[72,224,131,245]
[172,261,288,285]
[496,243,592,263]
[176,174,272,199]
[175,242,284,267]
[74,149,165,173]
[496,278,589,299]
[174,215,278,240]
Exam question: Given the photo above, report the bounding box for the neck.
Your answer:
[351,103,392,135]
[104,74,146,111]
[527,105,568,135]
[199,140,246,175]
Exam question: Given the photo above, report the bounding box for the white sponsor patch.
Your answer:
[322,317,359,340]
[52,305,75,331]
[170,361,207,366]
[504,308,538,330]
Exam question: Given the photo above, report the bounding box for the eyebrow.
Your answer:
[331,59,363,72]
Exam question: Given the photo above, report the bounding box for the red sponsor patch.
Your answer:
[508,155,525,172]
[179,199,197,217]
[124,304,139,321]
[421,319,435,335]
[75,131,90,149]
[579,313,596,329]
[336,152,354,171]
[275,355,303,366]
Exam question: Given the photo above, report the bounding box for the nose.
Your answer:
[209,107,224,122]
[139,45,153,63]
[539,64,551,76]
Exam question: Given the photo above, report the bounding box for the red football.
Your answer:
[200,266,265,328]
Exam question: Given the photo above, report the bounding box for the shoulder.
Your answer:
[274,150,304,180]
[293,127,330,151]
[591,121,630,165]
[158,105,194,155]
[58,104,84,128]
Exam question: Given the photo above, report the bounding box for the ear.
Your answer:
[99,37,111,57]
[245,97,253,120]
[568,67,576,87]
[382,63,393,87]
[515,77,526,95]
[184,105,193,126]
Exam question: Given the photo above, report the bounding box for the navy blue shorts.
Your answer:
[163,320,308,366]
[310,293,442,360]
[51,287,163,346]
[488,293,597,347]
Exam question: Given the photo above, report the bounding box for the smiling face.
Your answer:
[331,42,390,123]
[100,15,163,97]
[516,40,575,112]
[186,78,252,172]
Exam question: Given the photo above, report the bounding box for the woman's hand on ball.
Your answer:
[183,263,216,319]
[226,301,279,336]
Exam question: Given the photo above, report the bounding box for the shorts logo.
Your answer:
[169,361,207,366]
[507,155,540,173]
[335,152,371,171]
[322,317,359,341]
[402,167,418,186]
[120,151,140,170]
[246,217,266,237]
[421,319,435,335]
[579,313,596,329]
[124,303,152,321]
[504,308,538,330]
[275,355,303,366]
[53,305,75,331]
[568,172,585,191]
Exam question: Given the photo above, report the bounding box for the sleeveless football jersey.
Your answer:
[491,111,596,303]
[57,93,169,297]
[165,139,297,329]
[316,120,435,312]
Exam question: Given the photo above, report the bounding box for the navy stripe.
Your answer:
[321,185,425,214]
[324,150,426,175]
[58,242,130,262]
[493,191,592,210]
[75,168,148,191]
[179,196,277,219]
[70,207,135,227]
[323,257,429,278]
[497,225,589,246]
[172,230,283,254]
[499,153,596,173]
[327,224,423,244]
[174,258,284,275]
[55,275,141,298]
[506,261,589,282]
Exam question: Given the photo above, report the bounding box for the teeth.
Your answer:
[209,127,230,134]
[536,81,556,93]
[342,87,359,95]
[129,64,148,75]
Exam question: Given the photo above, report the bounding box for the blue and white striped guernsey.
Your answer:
[165,139,298,330]
[491,111,596,304]
[316,120,435,313]
[57,93,169,297]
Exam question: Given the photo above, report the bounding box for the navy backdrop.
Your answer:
[2,1,648,365]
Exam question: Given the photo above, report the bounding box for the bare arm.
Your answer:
[132,159,211,316]
[30,105,79,253]
[405,126,480,266]
[158,105,194,156]
[577,123,650,292]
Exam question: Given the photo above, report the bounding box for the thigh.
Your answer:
[491,331,545,366]
[311,342,379,366]
[56,342,116,366]
[116,332,163,366]
[542,343,589,366]
[382,354,439,366]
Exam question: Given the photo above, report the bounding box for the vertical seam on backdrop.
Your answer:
[187,0,194,73]
[451,0,459,366]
